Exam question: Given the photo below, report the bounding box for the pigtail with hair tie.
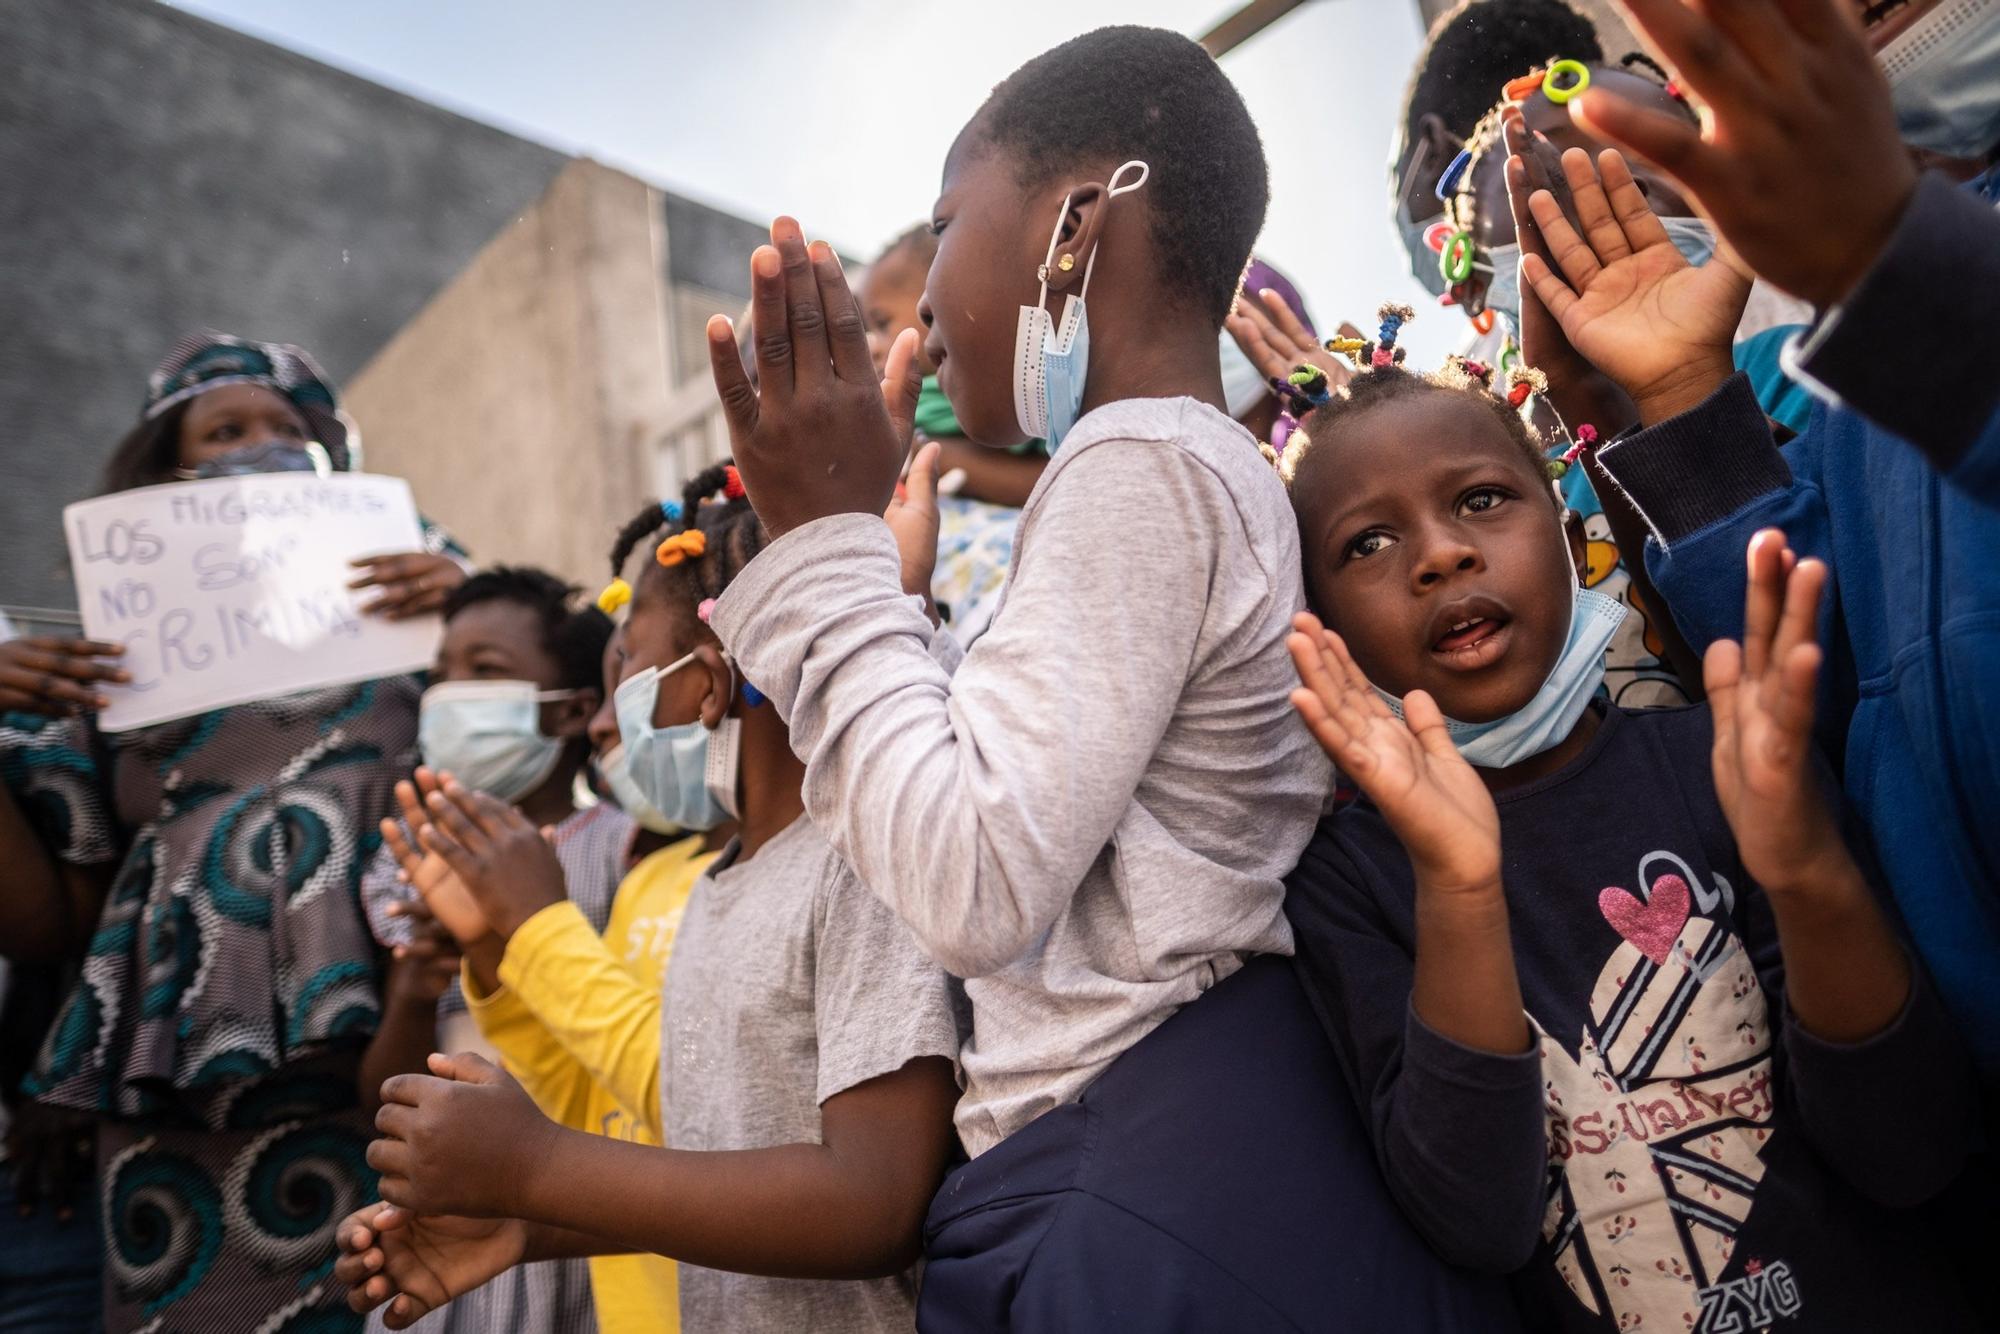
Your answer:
[656,529,708,567]
[1505,364,1548,409]
[1371,304,1415,369]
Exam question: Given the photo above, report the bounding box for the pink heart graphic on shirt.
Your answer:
[1598,874,1691,966]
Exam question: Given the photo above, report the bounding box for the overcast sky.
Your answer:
[169,0,1460,366]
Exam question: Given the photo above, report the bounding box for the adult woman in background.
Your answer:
[0,332,465,1332]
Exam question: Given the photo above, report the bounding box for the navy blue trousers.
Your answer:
[919,956,1521,1332]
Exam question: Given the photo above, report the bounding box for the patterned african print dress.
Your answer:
[4,677,421,1333]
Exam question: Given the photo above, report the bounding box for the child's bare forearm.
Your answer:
[1412,878,1532,1056]
[512,1129,928,1280]
[1761,847,1911,1044]
[521,1220,636,1262]
[359,986,439,1113]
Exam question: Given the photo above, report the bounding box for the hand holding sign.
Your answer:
[349,552,468,621]
[0,637,130,716]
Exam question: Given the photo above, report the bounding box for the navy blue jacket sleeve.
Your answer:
[1285,831,1547,1274]
[1593,372,1825,654]
[1785,171,2000,500]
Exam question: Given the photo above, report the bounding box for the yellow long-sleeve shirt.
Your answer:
[463,835,715,1334]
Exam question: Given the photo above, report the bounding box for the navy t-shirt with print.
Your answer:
[1285,703,1979,1333]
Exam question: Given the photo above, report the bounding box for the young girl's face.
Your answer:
[1297,391,1579,724]
[922,140,1057,448]
[620,570,712,730]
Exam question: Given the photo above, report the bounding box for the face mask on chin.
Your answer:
[1374,521,1626,769]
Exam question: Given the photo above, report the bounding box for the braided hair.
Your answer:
[1278,304,1559,511]
[604,459,769,631]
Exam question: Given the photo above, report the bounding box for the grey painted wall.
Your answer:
[0,0,568,611]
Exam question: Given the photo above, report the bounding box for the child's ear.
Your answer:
[1562,508,1588,585]
[1043,180,1111,295]
[693,645,735,730]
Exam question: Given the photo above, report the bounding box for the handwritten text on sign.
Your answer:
[65,473,441,732]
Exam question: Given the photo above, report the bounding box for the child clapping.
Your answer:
[1277,316,1978,1331]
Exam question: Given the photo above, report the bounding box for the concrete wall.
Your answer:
[0,0,567,613]
[343,160,678,593]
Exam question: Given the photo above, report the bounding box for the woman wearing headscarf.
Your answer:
[0,332,466,1332]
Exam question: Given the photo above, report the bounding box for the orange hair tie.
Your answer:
[1504,70,1547,102]
[723,466,746,500]
[655,529,708,567]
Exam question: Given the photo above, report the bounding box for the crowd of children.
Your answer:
[3,0,1997,1331]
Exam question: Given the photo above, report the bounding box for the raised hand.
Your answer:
[1703,531,1844,894]
[1502,110,1638,434]
[417,777,566,940]
[707,217,924,540]
[1287,613,1501,895]
[1519,145,1749,426]
[1225,288,1357,397]
[1704,530,1911,1042]
[337,1200,527,1329]
[381,770,492,950]
[885,441,943,619]
[0,637,129,716]
[369,1052,558,1219]
[348,553,465,621]
[1570,0,1914,308]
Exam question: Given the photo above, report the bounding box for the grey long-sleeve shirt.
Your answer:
[712,397,1329,1155]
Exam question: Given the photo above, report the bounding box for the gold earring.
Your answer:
[1057,253,1075,272]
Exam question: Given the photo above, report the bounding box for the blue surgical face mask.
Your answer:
[1376,554,1627,769]
[1484,218,1715,336]
[1013,160,1149,452]
[595,742,681,836]
[1393,132,1459,299]
[1880,0,2000,159]
[613,653,741,832]
[1398,209,1452,299]
[419,680,574,801]
[176,439,332,480]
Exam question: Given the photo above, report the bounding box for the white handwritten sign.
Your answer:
[64,473,441,732]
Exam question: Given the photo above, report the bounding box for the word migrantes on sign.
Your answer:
[63,472,441,732]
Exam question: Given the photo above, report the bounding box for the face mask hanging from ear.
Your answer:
[1012,160,1149,452]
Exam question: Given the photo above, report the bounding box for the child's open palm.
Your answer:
[1224,288,1359,400]
[414,777,567,941]
[1704,531,1844,894]
[1288,614,1500,895]
[1519,146,1749,425]
[707,217,923,540]
[381,770,491,950]
[336,1201,527,1330]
